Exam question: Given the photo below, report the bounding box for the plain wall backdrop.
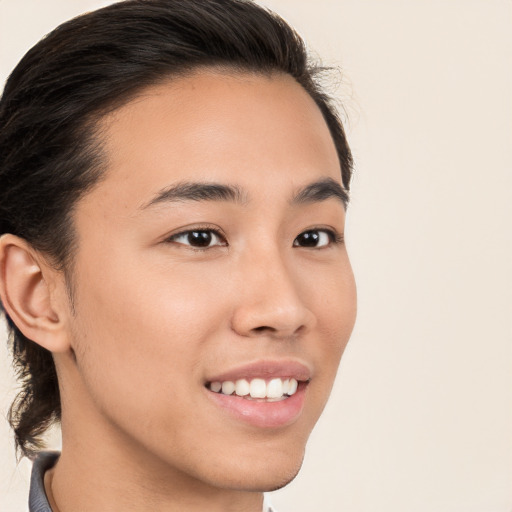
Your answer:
[1,1,511,511]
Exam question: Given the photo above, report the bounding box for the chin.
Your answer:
[211,446,305,493]
[259,464,303,492]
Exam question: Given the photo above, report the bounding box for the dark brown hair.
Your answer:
[0,0,353,459]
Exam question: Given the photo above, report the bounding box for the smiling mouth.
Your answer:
[206,377,303,402]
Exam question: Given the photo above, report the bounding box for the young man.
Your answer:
[0,1,356,510]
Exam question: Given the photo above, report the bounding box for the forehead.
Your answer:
[90,70,342,212]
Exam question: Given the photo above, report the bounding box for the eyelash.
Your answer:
[165,225,344,251]
[166,226,227,251]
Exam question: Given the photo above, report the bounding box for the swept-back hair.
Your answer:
[0,0,353,458]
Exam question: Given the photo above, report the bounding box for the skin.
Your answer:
[0,70,356,511]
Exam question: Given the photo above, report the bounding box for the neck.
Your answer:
[47,433,264,512]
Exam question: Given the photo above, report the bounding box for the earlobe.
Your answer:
[0,234,70,353]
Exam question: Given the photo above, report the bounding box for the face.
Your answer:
[59,70,356,491]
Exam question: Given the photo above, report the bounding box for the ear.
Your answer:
[0,234,71,353]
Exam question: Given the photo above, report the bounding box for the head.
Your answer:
[0,0,355,492]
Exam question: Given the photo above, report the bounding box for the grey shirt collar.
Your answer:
[29,451,59,512]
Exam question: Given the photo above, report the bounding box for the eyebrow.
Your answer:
[140,177,348,210]
[292,177,349,207]
[140,181,247,209]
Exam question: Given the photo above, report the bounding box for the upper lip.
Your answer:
[205,359,312,383]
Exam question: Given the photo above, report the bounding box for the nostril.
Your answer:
[253,325,275,333]
[231,298,316,339]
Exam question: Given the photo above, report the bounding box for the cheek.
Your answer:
[70,253,229,409]
[304,258,357,382]
[323,271,357,349]
[303,254,357,333]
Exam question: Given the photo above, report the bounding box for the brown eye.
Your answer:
[169,229,226,248]
[293,229,333,248]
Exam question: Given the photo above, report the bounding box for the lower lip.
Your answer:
[206,383,307,429]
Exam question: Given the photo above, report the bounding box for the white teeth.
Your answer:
[221,381,235,395]
[250,378,267,398]
[210,381,222,393]
[288,378,298,395]
[209,377,300,399]
[235,379,250,396]
[267,378,283,399]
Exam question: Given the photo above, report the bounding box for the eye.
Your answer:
[293,229,340,248]
[167,228,227,249]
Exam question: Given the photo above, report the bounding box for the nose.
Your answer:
[230,249,317,339]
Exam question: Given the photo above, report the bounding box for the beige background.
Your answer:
[1,1,511,511]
